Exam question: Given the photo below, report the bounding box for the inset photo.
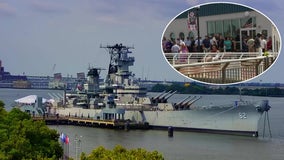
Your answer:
[162,2,281,85]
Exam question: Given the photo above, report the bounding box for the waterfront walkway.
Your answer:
[165,52,278,83]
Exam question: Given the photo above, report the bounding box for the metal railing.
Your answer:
[164,52,278,83]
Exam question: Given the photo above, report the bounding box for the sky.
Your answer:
[0,0,283,84]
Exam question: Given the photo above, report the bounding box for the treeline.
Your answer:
[151,83,284,97]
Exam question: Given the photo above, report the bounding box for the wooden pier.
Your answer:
[32,115,149,130]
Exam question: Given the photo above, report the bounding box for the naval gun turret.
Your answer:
[85,67,105,109]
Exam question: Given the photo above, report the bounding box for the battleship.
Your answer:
[57,43,271,137]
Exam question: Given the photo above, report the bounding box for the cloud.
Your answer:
[85,0,185,26]
[185,0,200,6]
[95,15,120,24]
[30,0,68,13]
[0,2,16,16]
[184,0,283,11]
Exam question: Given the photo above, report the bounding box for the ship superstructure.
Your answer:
[101,44,147,99]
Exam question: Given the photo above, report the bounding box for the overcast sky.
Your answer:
[0,0,283,83]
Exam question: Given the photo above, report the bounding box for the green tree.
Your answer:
[0,105,63,160]
[0,101,6,120]
[0,101,5,109]
[151,84,168,92]
[81,145,164,160]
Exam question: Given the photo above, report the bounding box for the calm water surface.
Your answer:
[1,88,284,160]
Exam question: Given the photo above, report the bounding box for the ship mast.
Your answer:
[100,44,135,88]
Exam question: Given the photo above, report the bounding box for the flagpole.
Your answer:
[60,133,65,159]
[75,134,82,160]
[196,6,201,52]
[67,142,69,160]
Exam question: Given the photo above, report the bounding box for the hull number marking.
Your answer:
[239,112,247,119]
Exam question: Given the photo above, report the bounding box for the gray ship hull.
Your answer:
[57,102,263,136]
[125,104,262,136]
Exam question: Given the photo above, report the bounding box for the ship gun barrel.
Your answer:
[159,90,172,99]
[152,91,166,100]
[184,96,202,109]
[181,96,196,106]
[164,90,177,100]
[153,90,173,103]
[160,90,177,103]
[174,96,191,107]
[178,96,197,109]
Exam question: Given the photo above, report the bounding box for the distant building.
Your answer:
[0,60,4,75]
[27,76,50,89]
[0,60,28,88]
[12,80,31,88]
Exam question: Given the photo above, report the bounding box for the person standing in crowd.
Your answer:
[165,39,173,53]
[195,36,203,52]
[179,42,189,63]
[171,41,180,53]
[210,35,218,47]
[230,37,236,52]
[242,37,248,52]
[254,33,262,56]
[162,36,167,53]
[247,36,255,52]
[190,37,195,52]
[176,38,183,46]
[260,35,267,52]
[184,36,192,52]
[180,42,188,53]
[205,44,220,62]
[224,37,232,52]
[202,35,211,52]
[218,35,224,52]
[171,41,180,63]
[211,44,219,52]
[266,36,272,51]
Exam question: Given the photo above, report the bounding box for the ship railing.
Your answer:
[165,52,278,65]
[164,52,278,84]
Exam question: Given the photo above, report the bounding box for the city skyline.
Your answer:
[0,0,283,83]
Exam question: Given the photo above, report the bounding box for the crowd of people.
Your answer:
[162,33,272,54]
[243,33,272,53]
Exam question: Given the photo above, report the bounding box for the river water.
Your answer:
[1,88,284,160]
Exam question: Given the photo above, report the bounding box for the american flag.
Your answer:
[60,133,69,144]
[243,18,253,28]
